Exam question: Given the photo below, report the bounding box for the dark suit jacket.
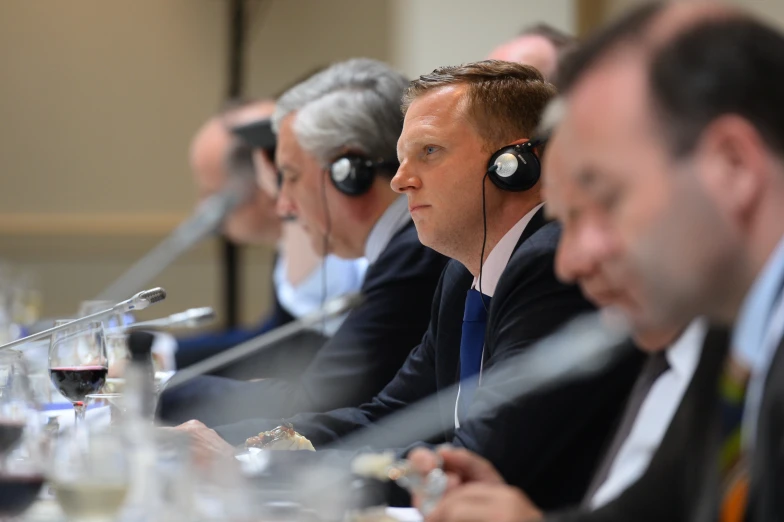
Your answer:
[747,335,784,522]
[216,209,644,510]
[547,327,731,522]
[158,221,449,426]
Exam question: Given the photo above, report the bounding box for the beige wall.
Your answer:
[0,0,577,325]
[388,0,574,79]
[0,0,394,323]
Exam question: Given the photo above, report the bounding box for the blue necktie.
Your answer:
[457,289,491,423]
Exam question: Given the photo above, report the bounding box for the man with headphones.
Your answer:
[182,60,641,511]
[160,58,449,426]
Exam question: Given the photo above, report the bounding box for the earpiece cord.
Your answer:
[321,168,331,335]
[478,169,492,312]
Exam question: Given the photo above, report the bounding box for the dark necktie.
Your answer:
[582,351,671,505]
[456,289,491,424]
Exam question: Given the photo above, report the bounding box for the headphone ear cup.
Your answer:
[486,145,541,192]
[329,155,376,196]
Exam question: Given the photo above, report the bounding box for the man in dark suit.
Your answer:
[404,81,716,521]
[158,59,449,426]
[549,5,784,521]
[180,60,642,510]
[417,3,784,521]
[169,100,367,377]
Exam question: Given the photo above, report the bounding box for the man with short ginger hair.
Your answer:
[207,60,641,510]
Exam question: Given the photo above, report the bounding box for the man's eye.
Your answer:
[280,173,299,186]
[596,189,621,211]
[425,146,439,155]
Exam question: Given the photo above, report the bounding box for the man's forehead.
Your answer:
[399,85,471,149]
[568,50,650,135]
[405,84,468,123]
[275,113,305,168]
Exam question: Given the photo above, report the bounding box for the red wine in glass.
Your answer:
[0,474,45,517]
[49,366,108,404]
[49,321,108,432]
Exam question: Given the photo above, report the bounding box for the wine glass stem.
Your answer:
[74,402,86,431]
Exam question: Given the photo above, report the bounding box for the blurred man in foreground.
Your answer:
[186,60,641,511]
[162,58,449,426]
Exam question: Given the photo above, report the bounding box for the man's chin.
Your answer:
[411,224,435,250]
[613,305,679,341]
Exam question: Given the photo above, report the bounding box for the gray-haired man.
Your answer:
[162,59,449,428]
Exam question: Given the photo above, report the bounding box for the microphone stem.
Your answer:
[0,305,121,350]
[163,292,362,390]
[95,225,202,301]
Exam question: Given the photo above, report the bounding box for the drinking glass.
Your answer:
[85,393,125,427]
[0,430,45,520]
[0,351,34,459]
[49,429,130,522]
[79,301,133,375]
[48,321,108,432]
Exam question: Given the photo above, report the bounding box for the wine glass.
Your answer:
[85,393,125,427]
[0,351,34,459]
[48,321,108,432]
[49,429,130,522]
[0,427,45,520]
[78,301,133,378]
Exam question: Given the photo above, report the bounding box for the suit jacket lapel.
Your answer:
[454,206,549,386]
[513,205,549,253]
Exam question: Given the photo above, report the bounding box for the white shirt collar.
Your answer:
[364,196,412,264]
[589,317,706,508]
[732,233,784,370]
[664,318,707,381]
[472,203,544,297]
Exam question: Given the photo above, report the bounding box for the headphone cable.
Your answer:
[478,169,493,312]
[320,168,331,335]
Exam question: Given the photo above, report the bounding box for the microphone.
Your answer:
[123,307,216,331]
[162,292,363,391]
[0,287,167,350]
[117,287,168,312]
[95,143,257,301]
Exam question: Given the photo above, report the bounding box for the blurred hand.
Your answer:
[172,419,236,466]
[408,447,506,512]
[409,446,505,484]
[426,483,543,522]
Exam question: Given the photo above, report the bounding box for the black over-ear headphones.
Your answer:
[328,154,399,196]
[486,139,543,192]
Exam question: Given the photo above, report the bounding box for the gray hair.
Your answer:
[272,58,409,167]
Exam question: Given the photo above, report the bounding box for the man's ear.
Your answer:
[692,115,768,221]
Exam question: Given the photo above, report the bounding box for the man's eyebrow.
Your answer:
[574,166,598,189]
[277,163,299,175]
